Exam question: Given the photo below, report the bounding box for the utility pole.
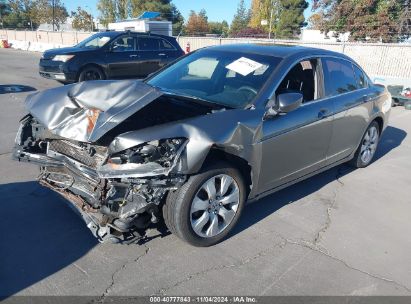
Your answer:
[52,0,55,31]
[268,3,274,39]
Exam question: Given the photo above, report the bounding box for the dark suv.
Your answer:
[39,31,184,83]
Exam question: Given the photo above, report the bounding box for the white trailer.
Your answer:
[108,19,172,36]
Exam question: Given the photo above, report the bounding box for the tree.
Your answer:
[71,6,93,31]
[97,0,116,27]
[185,10,209,35]
[307,12,324,30]
[2,0,38,29]
[276,0,308,38]
[34,0,68,30]
[233,26,267,37]
[312,0,403,42]
[209,20,229,36]
[0,0,10,28]
[249,0,308,38]
[116,0,129,20]
[230,0,251,36]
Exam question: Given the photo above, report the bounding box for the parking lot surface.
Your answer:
[1,48,411,297]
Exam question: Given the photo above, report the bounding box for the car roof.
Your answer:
[95,30,174,39]
[202,43,350,61]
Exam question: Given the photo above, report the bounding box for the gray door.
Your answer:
[258,59,333,193]
[321,58,373,165]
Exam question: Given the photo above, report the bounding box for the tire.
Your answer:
[163,162,246,247]
[78,66,105,82]
[349,121,380,168]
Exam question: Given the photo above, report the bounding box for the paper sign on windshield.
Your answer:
[226,57,263,76]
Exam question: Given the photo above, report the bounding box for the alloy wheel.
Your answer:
[360,125,379,164]
[190,174,240,238]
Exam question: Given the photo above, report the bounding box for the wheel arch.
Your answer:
[199,147,253,199]
[373,116,384,136]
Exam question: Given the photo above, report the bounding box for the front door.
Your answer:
[258,59,334,193]
[105,35,138,78]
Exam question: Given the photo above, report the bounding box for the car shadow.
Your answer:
[0,181,98,298]
[230,125,407,238]
[0,84,37,95]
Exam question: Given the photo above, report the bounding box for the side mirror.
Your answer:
[277,92,303,113]
[264,92,303,119]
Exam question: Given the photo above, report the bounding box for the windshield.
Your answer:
[77,34,112,49]
[147,50,282,108]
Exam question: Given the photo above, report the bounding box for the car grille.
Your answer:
[48,140,107,169]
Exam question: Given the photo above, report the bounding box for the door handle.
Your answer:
[318,109,330,119]
[158,53,166,56]
[129,54,139,58]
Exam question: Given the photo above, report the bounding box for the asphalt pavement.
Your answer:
[1,48,411,298]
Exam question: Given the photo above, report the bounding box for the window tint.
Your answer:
[138,37,159,51]
[160,39,175,50]
[277,59,319,103]
[323,58,357,97]
[111,36,135,52]
[353,65,367,89]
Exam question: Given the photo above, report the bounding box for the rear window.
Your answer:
[160,39,175,50]
[322,58,357,97]
[353,64,368,89]
[139,37,159,51]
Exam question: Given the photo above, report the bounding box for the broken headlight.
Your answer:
[97,138,188,178]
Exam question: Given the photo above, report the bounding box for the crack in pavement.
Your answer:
[155,239,288,296]
[94,245,150,303]
[280,236,411,294]
[0,152,11,156]
[313,167,347,245]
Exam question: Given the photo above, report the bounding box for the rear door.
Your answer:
[158,38,184,65]
[321,57,373,165]
[136,36,162,77]
[105,35,138,78]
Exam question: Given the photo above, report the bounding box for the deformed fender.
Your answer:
[109,108,266,197]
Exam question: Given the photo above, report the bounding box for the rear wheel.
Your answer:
[78,66,105,82]
[163,163,246,247]
[349,121,380,168]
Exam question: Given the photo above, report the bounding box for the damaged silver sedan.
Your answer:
[13,45,391,246]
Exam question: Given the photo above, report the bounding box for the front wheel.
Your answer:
[163,163,246,247]
[78,66,105,82]
[349,121,380,168]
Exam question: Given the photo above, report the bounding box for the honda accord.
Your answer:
[14,44,391,246]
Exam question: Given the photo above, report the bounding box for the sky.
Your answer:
[64,0,312,24]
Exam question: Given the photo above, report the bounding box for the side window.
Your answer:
[138,37,160,51]
[323,58,358,97]
[185,57,219,79]
[160,39,175,50]
[276,59,319,103]
[353,64,368,89]
[111,36,135,52]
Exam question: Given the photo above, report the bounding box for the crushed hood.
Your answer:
[25,80,162,143]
